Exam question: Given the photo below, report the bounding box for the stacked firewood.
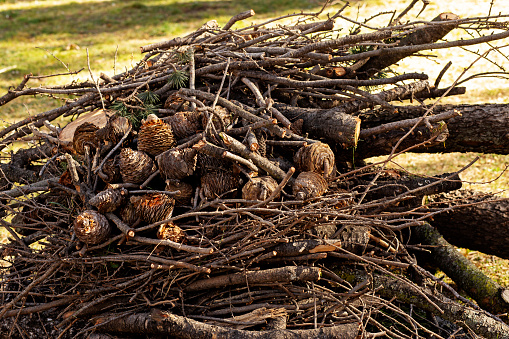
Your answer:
[1,3,509,338]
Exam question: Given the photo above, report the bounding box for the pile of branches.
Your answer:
[1,2,509,338]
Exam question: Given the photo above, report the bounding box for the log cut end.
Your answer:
[439,13,460,21]
[74,210,112,245]
[502,289,509,304]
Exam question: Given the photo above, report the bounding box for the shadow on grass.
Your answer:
[0,0,327,85]
[0,0,325,41]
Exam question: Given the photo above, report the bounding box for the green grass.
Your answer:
[0,0,327,120]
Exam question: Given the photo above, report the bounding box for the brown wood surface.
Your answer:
[427,190,509,259]
[359,103,509,155]
[356,13,459,77]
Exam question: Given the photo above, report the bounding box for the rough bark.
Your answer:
[356,13,460,77]
[275,80,431,148]
[338,267,509,339]
[275,104,361,148]
[356,172,462,200]
[359,103,509,154]
[184,266,321,292]
[411,222,509,315]
[95,311,360,339]
[342,122,449,159]
[427,190,509,259]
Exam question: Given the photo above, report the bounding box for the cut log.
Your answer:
[275,104,361,148]
[59,109,111,144]
[427,190,509,259]
[275,80,430,148]
[359,103,509,155]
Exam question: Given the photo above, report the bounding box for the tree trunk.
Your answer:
[411,222,509,315]
[345,122,449,159]
[338,267,509,339]
[359,103,509,155]
[427,190,509,259]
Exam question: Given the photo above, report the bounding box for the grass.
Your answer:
[0,0,325,120]
[1,0,508,286]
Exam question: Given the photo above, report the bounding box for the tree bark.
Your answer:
[275,104,361,148]
[427,190,509,259]
[359,103,509,155]
[184,266,321,292]
[338,267,509,339]
[337,122,449,160]
[354,172,462,201]
[95,311,360,339]
[356,13,460,77]
[411,222,509,315]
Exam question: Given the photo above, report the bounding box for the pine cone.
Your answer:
[73,122,100,155]
[164,111,202,140]
[96,114,131,145]
[138,114,176,156]
[201,106,232,131]
[101,156,121,183]
[293,171,328,200]
[130,193,175,224]
[165,179,194,206]
[74,210,111,245]
[157,148,197,180]
[89,188,128,213]
[119,148,157,184]
[163,93,188,112]
[294,142,335,178]
[242,176,279,201]
[119,201,138,226]
[196,153,229,175]
[201,170,240,199]
[157,222,186,243]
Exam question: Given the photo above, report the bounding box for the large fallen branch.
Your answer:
[95,311,360,339]
[360,103,509,155]
[411,222,509,315]
[339,267,509,339]
[426,190,509,259]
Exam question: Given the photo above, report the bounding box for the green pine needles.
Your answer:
[110,90,161,127]
[168,69,189,89]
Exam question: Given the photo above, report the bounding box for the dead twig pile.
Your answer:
[1,2,509,338]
